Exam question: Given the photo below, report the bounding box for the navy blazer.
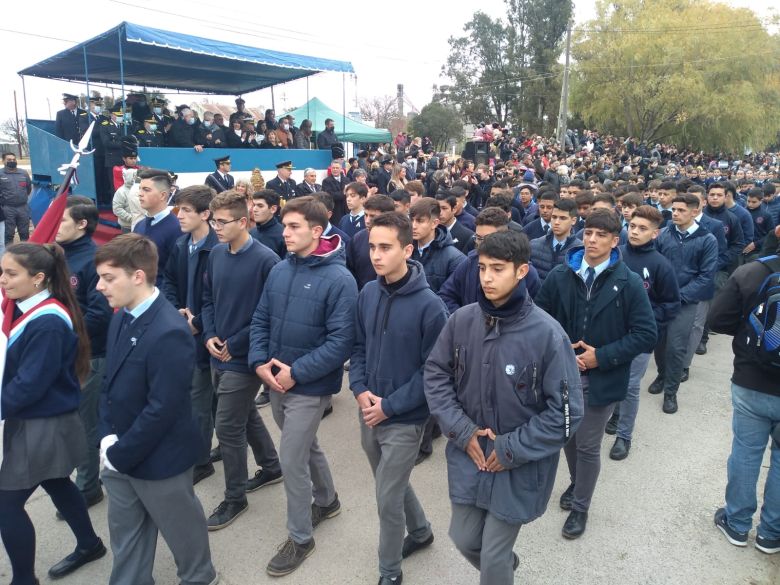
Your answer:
[205,171,235,193]
[99,294,201,480]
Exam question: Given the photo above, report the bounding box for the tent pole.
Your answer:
[306,77,310,122]
[83,46,90,111]
[271,86,275,112]
[118,27,126,135]
[20,75,29,122]
[342,73,346,138]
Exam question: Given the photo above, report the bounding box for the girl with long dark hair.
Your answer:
[0,242,105,584]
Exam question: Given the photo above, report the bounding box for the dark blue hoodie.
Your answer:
[61,235,111,358]
[350,261,449,425]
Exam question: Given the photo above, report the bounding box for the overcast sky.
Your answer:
[0,0,775,125]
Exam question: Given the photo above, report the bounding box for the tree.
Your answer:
[438,1,571,131]
[408,103,463,152]
[1,118,28,157]
[359,95,400,130]
[570,0,780,151]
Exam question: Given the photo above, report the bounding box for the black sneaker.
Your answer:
[647,378,663,395]
[559,483,575,511]
[680,368,689,383]
[209,446,222,463]
[193,462,215,486]
[246,468,283,493]
[266,537,315,577]
[662,394,678,414]
[714,508,747,547]
[207,500,248,531]
[255,392,270,408]
[605,413,619,435]
[696,341,707,355]
[378,572,402,585]
[311,494,341,528]
[401,533,434,558]
[322,404,334,419]
[609,437,631,461]
[755,533,780,554]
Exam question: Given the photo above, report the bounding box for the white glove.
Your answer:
[100,434,119,472]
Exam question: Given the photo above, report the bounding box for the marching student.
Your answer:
[346,194,396,291]
[607,206,680,460]
[0,242,106,584]
[424,230,583,585]
[744,187,775,261]
[133,169,182,286]
[337,181,368,239]
[652,194,718,413]
[55,196,113,509]
[251,189,287,259]
[200,190,283,530]
[249,196,357,577]
[535,209,656,538]
[161,185,220,484]
[350,212,449,585]
[410,197,466,294]
[95,234,217,585]
[529,198,581,283]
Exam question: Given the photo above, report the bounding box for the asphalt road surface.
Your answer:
[2,333,779,585]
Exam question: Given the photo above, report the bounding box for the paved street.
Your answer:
[2,333,779,585]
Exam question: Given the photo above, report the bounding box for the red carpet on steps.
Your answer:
[95,210,122,246]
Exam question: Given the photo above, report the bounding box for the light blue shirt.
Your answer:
[17,289,51,313]
[551,236,568,251]
[678,221,700,237]
[577,256,611,284]
[125,287,160,320]
[149,207,171,227]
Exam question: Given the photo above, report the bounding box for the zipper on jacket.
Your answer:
[531,362,538,403]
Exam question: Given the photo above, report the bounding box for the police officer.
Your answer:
[266,161,297,202]
[134,116,163,148]
[55,93,90,143]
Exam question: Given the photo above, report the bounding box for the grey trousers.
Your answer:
[564,384,615,512]
[655,302,699,396]
[683,300,711,369]
[615,352,653,442]
[191,367,215,467]
[102,467,216,585]
[3,205,29,244]
[270,391,336,544]
[360,417,431,578]
[449,503,521,585]
[213,369,280,503]
[75,357,106,496]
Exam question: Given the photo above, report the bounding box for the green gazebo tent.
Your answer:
[286,97,391,144]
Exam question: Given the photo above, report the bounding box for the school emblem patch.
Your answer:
[70,275,79,288]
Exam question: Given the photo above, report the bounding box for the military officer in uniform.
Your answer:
[88,97,111,205]
[134,116,163,148]
[150,98,174,146]
[55,93,90,143]
[266,160,297,203]
[99,105,125,200]
[205,155,235,193]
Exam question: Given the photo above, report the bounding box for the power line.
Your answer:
[0,27,77,43]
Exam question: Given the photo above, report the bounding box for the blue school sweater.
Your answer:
[133,211,183,286]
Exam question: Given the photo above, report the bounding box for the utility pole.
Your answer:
[556,20,572,147]
[13,91,23,157]
[397,84,404,117]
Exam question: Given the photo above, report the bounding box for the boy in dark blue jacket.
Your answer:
[95,234,217,585]
[608,206,681,460]
[535,209,657,539]
[201,190,282,531]
[250,189,287,259]
[744,188,775,262]
[56,196,113,508]
[249,196,357,577]
[346,195,396,290]
[337,181,368,239]
[161,185,220,484]
[350,212,448,585]
[653,194,718,413]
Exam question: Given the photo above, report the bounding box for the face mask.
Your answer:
[5,161,17,169]
[186,117,196,125]
[282,123,290,131]
[149,124,158,132]
[203,120,212,128]
[235,129,242,137]
[153,107,162,115]
[93,106,102,115]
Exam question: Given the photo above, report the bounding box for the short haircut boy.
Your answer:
[137,168,172,191]
[66,195,99,235]
[630,204,663,227]
[369,212,413,247]
[620,192,644,209]
[409,197,441,220]
[746,187,764,200]
[584,208,621,235]
[554,198,578,218]
[674,193,701,209]
[281,195,329,230]
[389,189,411,205]
[475,207,510,228]
[478,230,530,266]
[95,233,158,285]
[435,192,458,209]
[404,180,425,198]
[346,181,369,198]
[209,189,249,220]
[176,185,215,214]
[364,195,396,213]
[593,193,617,208]
[575,191,595,207]
[483,195,512,213]
[312,191,334,213]
[252,189,281,209]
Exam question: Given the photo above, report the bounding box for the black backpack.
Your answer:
[745,255,780,368]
